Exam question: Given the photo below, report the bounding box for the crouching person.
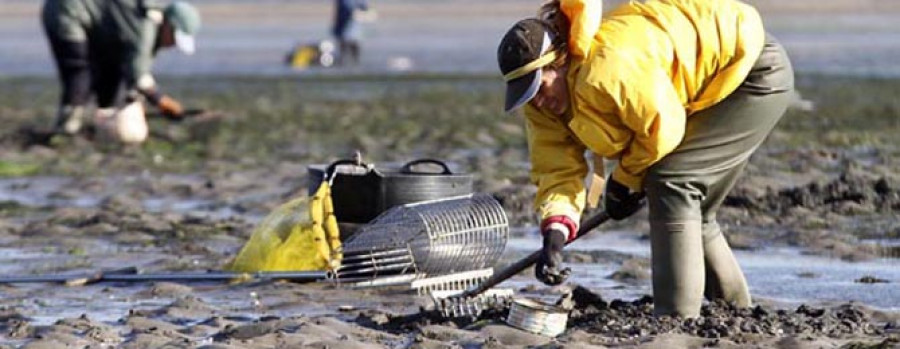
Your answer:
[42,0,201,143]
[497,0,794,317]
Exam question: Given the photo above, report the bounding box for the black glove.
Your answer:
[604,178,646,220]
[535,227,571,286]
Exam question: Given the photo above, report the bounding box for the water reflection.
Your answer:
[504,232,900,310]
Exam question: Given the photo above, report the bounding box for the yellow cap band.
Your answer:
[503,50,558,82]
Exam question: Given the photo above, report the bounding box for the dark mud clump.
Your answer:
[374,286,888,344]
[568,297,885,343]
[490,184,537,230]
[373,304,512,335]
[726,171,900,215]
[855,275,890,284]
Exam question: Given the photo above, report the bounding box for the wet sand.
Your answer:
[1,0,900,347]
[0,75,898,347]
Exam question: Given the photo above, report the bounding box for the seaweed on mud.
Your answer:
[568,298,885,341]
[372,285,888,343]
[840,338,900,349]
[0,200,32,217]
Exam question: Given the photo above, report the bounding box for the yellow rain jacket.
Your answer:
[527,0,764,223]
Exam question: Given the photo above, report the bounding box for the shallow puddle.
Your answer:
[0,176,100,208]
[504,232,900,311]
[1,175,898,328]
[0,176,245,220]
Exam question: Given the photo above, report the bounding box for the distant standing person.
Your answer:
[42,0,201,136]
[332,0,368,66]
[497,0,794,318]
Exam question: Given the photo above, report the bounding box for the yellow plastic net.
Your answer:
[226,181,342,272]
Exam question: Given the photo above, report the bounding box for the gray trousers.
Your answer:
[644,35,794,317]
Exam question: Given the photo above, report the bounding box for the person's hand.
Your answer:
[535,223,571,286]
[604,178,646,220]
[157,95,184,117]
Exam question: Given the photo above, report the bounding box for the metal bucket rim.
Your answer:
[512,297,568,314]
[507,297,569,337]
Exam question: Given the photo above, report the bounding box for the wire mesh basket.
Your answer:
[336,193,509,280]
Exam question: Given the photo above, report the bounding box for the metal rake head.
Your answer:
[409,268,515,319]
[430,288,515,319]
[410,269,494,295]
[335,194,509,281]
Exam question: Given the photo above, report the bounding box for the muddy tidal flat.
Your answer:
[2,3,900,346]
[0,74,897,348]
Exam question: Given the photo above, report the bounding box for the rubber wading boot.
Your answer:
[55,105,85,135]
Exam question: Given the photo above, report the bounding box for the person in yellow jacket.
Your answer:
[497,0,794,317]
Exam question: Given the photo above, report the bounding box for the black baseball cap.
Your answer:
[497,18,556,113]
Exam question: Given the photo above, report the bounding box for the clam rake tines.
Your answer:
[435,210,612,318]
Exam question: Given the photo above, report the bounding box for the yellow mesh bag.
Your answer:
[227,182,341,272]
[289,46,318,69]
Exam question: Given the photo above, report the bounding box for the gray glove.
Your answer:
[534,227,570,286]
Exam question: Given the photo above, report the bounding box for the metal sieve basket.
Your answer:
[337,193,509,279]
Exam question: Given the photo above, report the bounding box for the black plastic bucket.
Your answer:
[308,158,474,224]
